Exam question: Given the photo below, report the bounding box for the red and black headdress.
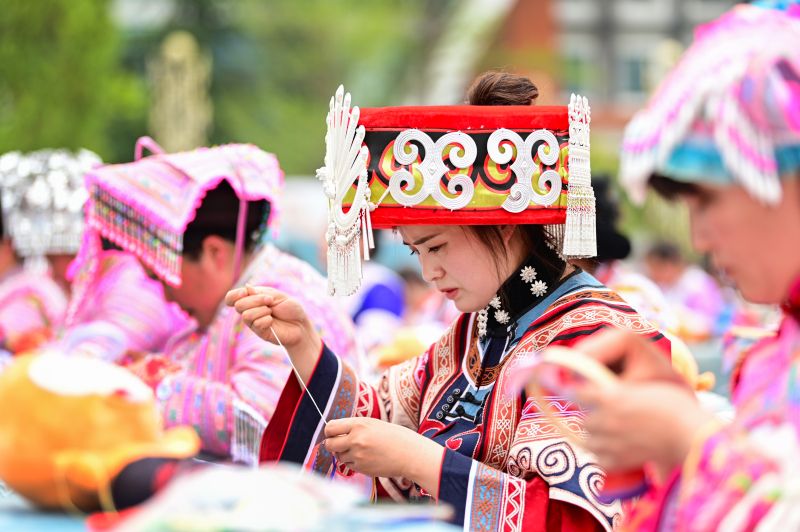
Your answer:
[318,86,595,295]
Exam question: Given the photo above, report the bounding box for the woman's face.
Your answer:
[161,236,237,330]
[398,225,510,313]
[684,178,800,304]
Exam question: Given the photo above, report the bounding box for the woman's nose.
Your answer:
[419,255,442,283]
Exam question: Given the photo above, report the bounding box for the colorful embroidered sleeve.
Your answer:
[261,343,396,468]
[261,341,437,504]
[157,326,292,456]
[621,316,800,531]
[61,252,190,360]
[262,341,613,531]
[669,330,800,530]
[437,392,618,532]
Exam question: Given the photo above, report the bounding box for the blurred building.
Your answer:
[556,0,735,121]
[408,0,735,140]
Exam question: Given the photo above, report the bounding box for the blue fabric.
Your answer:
[752,0,800,11]
[353,283,405,322]
[663,139,800,186]
[438,449,472,525]
[0,491,84,532]
[500,270,603,349]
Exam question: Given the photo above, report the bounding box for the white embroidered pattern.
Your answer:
[487,128,563,212]
[389,129,477,210]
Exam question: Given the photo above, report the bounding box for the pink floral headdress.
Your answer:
[621,4,800,204]
[75,137,284,287]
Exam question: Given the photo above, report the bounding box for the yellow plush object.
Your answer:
[0,351,199,511]
[374,331,426,368]
[667,332,716,392]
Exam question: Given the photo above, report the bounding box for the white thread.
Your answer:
[270,326,327,426]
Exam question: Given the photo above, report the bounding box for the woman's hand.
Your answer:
[225,285,314,349]
[569,329,717,476]
[225,285,322,380]
[579,381,714,477]
[324,418,445,496]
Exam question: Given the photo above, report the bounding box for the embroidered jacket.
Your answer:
[262,269,669,531]
[629,278,800,531]
[156,244,361,456]
[60,250,191,360]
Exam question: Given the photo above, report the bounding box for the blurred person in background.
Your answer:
[371,267,458,370]
[339,230,405,358]
[58,234,192,363]
[78,140,359,459]
[644,240,729,341]
[399,267,459,329]
[0,148,191,364]
[0,150,96,353]
[572,178,678,334]
[564,3,800,529]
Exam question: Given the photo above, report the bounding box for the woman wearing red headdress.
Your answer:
[228,73,670,531]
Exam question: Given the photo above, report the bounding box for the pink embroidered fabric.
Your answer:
[0,268,66,341]
[77,140,283,286]
[156,244,361,456]
[60,250,192,361]
[649,302,800,530]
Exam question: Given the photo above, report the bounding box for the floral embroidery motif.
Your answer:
[520,266,537,283]
[495,309,510,325]
[530,280,548,298]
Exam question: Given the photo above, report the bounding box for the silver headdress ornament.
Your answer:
[316,85,373,296]
[562,94,595,258]
[0,149,101,258]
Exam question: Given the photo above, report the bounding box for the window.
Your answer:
[619,56,646,95]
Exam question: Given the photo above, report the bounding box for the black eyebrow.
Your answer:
[402,233,439,247]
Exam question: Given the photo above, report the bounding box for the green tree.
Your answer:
[121,0,443,174]
[221,0,437,174]
[0,0,145,160]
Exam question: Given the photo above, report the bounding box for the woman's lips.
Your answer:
[441,288,458,299]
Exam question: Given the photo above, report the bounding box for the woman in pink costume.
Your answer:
[0,149,100,352]
[75,139,359,458]
[569,3,800,530]
[60,245,191,362]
